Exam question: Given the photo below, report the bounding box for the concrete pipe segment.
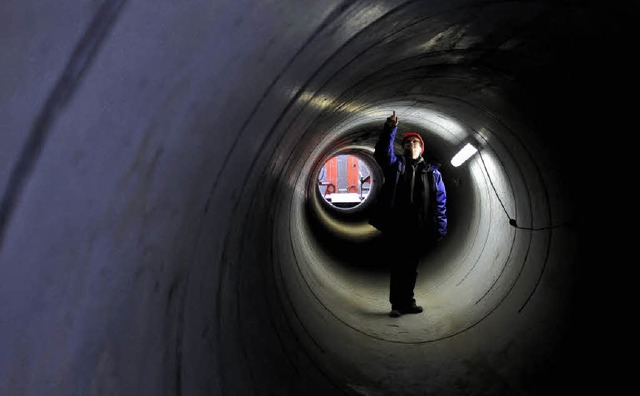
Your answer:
[0,1,624,395]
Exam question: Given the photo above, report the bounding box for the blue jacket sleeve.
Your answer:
[433,169,447,236]
[373,123,399,168]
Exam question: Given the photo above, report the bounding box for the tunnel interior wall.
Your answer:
[0,1,623,395]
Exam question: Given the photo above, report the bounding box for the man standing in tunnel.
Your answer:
[369,111,448,318]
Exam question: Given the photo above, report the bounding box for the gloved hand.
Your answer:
[386,110,398,127]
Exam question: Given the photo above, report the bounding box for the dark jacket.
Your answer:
[369,123,447,238]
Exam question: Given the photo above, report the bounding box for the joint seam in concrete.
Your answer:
[0,0,128,251]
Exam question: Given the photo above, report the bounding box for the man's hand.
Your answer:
[386,111,398,127]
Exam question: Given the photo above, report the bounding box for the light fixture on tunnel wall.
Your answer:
[450,143,478,167]
[318,154,373,209]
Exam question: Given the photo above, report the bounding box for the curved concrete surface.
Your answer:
[1,1,622,395]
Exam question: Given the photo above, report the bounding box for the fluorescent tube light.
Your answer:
[450,143,478,167]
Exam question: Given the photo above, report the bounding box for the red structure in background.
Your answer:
[319,155,370,202]
[347,156,359,193]
[325,157,338,187]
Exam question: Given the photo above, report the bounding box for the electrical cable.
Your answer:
[476,150,571,231]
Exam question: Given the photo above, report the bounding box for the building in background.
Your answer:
[318,155,371,208]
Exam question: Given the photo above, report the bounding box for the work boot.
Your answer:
[400,304,423,314]
[390,301,424,317]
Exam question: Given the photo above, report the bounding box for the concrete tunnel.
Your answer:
[0,1,623,395]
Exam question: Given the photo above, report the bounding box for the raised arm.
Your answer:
[373,111,399,167]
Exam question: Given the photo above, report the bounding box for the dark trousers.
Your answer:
[385,231,429,309]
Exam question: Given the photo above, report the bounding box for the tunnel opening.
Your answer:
[317,153,374,210]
